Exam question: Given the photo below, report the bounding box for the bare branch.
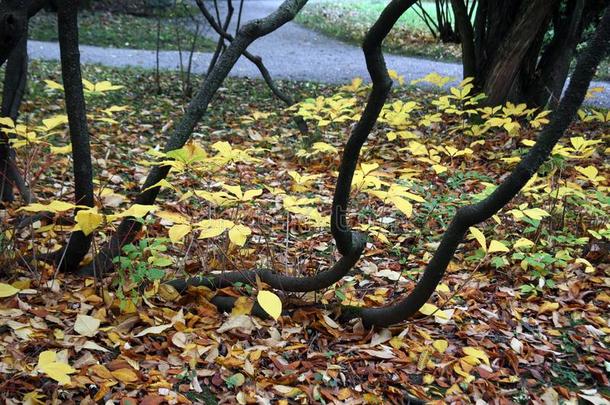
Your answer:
[353,5,610,327]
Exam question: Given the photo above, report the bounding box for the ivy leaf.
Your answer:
[257,290,282,320]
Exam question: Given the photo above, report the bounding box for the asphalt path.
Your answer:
[26,0,610,107]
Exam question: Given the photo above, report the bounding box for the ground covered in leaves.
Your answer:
[0,62,609,404]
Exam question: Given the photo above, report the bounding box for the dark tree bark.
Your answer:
[452,0,603,107]
[482,0,555,106]
[80,0,311,276]
[0,0,46,67]
[349,5,610,327]
[0,0,46,203]
[54,0,95,271]
[0,31,28,203]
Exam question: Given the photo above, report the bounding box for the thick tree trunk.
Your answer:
[526,0,588,107]
[482,0,555,106]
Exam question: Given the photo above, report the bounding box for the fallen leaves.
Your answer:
[256,290,282,320]
[36,350,76,385]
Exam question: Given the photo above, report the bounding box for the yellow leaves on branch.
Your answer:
[468,226,509,254]
[368,184,425,218]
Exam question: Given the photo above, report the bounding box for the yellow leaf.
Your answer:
[168,224,192,244]
[513,238,534,250]
[0,117,15,127]
[488,240,509,253]
[44,80,64,91]
[257,290,282,320]
[538,301,559,314]
[468,226,487,252]
[462,346,490,366]
[36,350,76,385]
[231,297,254,316]
[432,339,448,353]
[418,303,449,319]
[522,208,550,221]
[228,224,251,247]
[74,314,100,337]
[390,196,413,217]
[18,201,75,213]
[50,144,72,155]
[110,368,139,383]
[82,79,95,92]
[155,210,189,224]
[575,165,599,181]
[116,204,157,219]
[196,219,234,239]
[0,283,20,298]
[94,81,123,93]
[42,115,68,131]
[75,209,104,236]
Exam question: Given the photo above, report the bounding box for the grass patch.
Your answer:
[295,0,461,61]
[29,11,216,52]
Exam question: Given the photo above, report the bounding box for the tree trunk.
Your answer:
[0,30,28,203]
[482,0,555,106]
[54,0,95,271]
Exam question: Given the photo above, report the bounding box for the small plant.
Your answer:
[112,237,172,308]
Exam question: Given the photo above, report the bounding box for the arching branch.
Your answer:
[166,0,417,296]
[331,0,418,255]
[351,5,610,327]
[167,232,365,293]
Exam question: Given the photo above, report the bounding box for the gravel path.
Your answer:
[26,0,610,108]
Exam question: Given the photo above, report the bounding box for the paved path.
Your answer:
[26,0,610,107]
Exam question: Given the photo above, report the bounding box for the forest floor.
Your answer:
[0,61,608,404]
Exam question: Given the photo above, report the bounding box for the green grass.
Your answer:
[295,0,461,61]
[29,11,216,52]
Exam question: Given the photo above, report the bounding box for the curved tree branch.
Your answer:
[80,0,311,276]
[195,0,308,134]
[54,0,95,271]
[351,5,610,327]
[331,0,418,255]
[166,0,416,295]
[167,232,365,293]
